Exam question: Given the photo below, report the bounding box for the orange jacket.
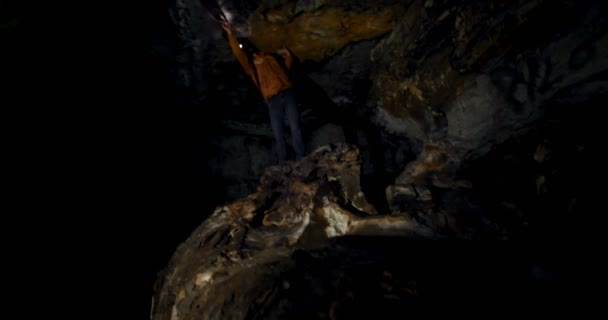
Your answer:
[227,33,293,102]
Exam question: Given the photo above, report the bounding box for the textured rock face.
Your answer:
[369,0,607,169]
[249,2,399,61]
[151,143,582,319]
[151,144,436,320]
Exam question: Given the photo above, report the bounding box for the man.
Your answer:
[222,21,305,163]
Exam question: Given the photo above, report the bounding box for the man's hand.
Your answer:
[277,46,290,56]
[222,21,232,34]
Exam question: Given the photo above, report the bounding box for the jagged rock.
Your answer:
[415,185,432,201]
[385,184,432,210]
[394,143,451,185]
[248,2,400,61]
[151,144,436,320]
[386,184,417,201]
[149,143,573,319]
[370,0,607,186]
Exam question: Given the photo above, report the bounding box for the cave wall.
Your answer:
[370,0,607,164]
[163,0,606,204]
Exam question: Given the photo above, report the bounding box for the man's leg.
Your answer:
[268,94,287,163]
[284,90,305,160]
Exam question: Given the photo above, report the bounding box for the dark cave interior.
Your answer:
[7,0,602,318]
[131,1,601,318]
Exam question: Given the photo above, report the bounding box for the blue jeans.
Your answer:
[268,90,305,163]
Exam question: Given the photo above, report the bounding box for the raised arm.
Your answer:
[223,22,253,78]
[277,47,293,70]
